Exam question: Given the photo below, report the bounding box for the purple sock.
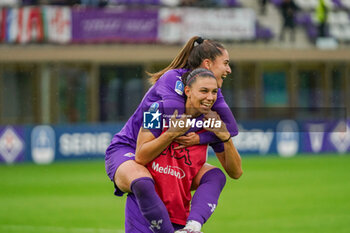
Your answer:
[131,177,174,233]
[188,168,226,225]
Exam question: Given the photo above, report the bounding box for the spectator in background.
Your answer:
[180,0,198,6]
[259,0,268,15]
[22,0,39,5]
[279,0,299,42]
[44,0,79,6]
[316,0,329,38]
[80,0,107,7]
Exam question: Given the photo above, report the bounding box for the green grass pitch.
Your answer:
[1,154,349,233]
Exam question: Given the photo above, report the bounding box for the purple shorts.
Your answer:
[125,194,185,232]
[105,143,135,196]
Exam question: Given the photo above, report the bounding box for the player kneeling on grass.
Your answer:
[132,68,243,232]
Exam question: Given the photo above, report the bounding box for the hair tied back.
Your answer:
[195,37,204,45]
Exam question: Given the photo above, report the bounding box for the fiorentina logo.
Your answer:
[0,127,24,164]
[330,121,350,153]
[149,219,163,231]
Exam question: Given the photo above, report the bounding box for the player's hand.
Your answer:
[203,111,230,141]
[173,132,200,149]
[167,110,190,137]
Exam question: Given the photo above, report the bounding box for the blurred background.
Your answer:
[0,0,349,162]
[0,0,349,232]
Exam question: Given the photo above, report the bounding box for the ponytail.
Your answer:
[147,36,225,85]
[147,36,200,85]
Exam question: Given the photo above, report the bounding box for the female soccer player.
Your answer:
[128,68,243,232]
[105,37,239,232]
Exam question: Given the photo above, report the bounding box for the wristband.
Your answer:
[222,135,231,143]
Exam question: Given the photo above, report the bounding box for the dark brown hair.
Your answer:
[147,36,225,85]
[182,68,216,87]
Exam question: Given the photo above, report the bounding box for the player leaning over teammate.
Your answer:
[131,68,243,232]
[105,36,241,232]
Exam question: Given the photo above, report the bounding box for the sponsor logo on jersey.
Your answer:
[123,152,135,158]
[161,144,192,165]
[151,162,186,179]
[175,80,184,95]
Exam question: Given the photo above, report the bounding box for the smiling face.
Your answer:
[202,49,231,88]
[185,76,218,117]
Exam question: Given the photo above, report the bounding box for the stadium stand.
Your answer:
[1,0,349,46]
[270,0,350,43]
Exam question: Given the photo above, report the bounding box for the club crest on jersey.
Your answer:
[175,80,184,96]
[149,219,163,231]
[208,203,217,212]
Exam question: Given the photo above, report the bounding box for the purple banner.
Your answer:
[72,8,158,43]
[302,120,350,154]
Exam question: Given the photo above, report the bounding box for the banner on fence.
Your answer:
[158,7,256,43]
[43,6,71,44]
[0,0,18,7]
[71,8,158,43]
[4,7,44,43]
[1,120,349,164]
[0,8,5,42]
[1,6,256,44]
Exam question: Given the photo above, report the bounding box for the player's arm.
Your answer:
[214,141,242,179]
[135,111,190,165]
[205,112,242,179]
[135,128,176,166]
[176,89,239,147]
[200,89,239,145]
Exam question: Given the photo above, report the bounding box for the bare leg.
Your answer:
[114,160,152,192]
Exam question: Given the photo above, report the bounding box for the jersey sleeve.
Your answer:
[156,70,186,117]
[198,89,239,145]
[209,142,225,153]
[213,89,239,136]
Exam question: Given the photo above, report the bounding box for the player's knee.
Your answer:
[214,168,227,189]
[115,160,152,193]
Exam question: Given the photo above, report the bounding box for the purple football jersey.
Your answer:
[106,68,238,152]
